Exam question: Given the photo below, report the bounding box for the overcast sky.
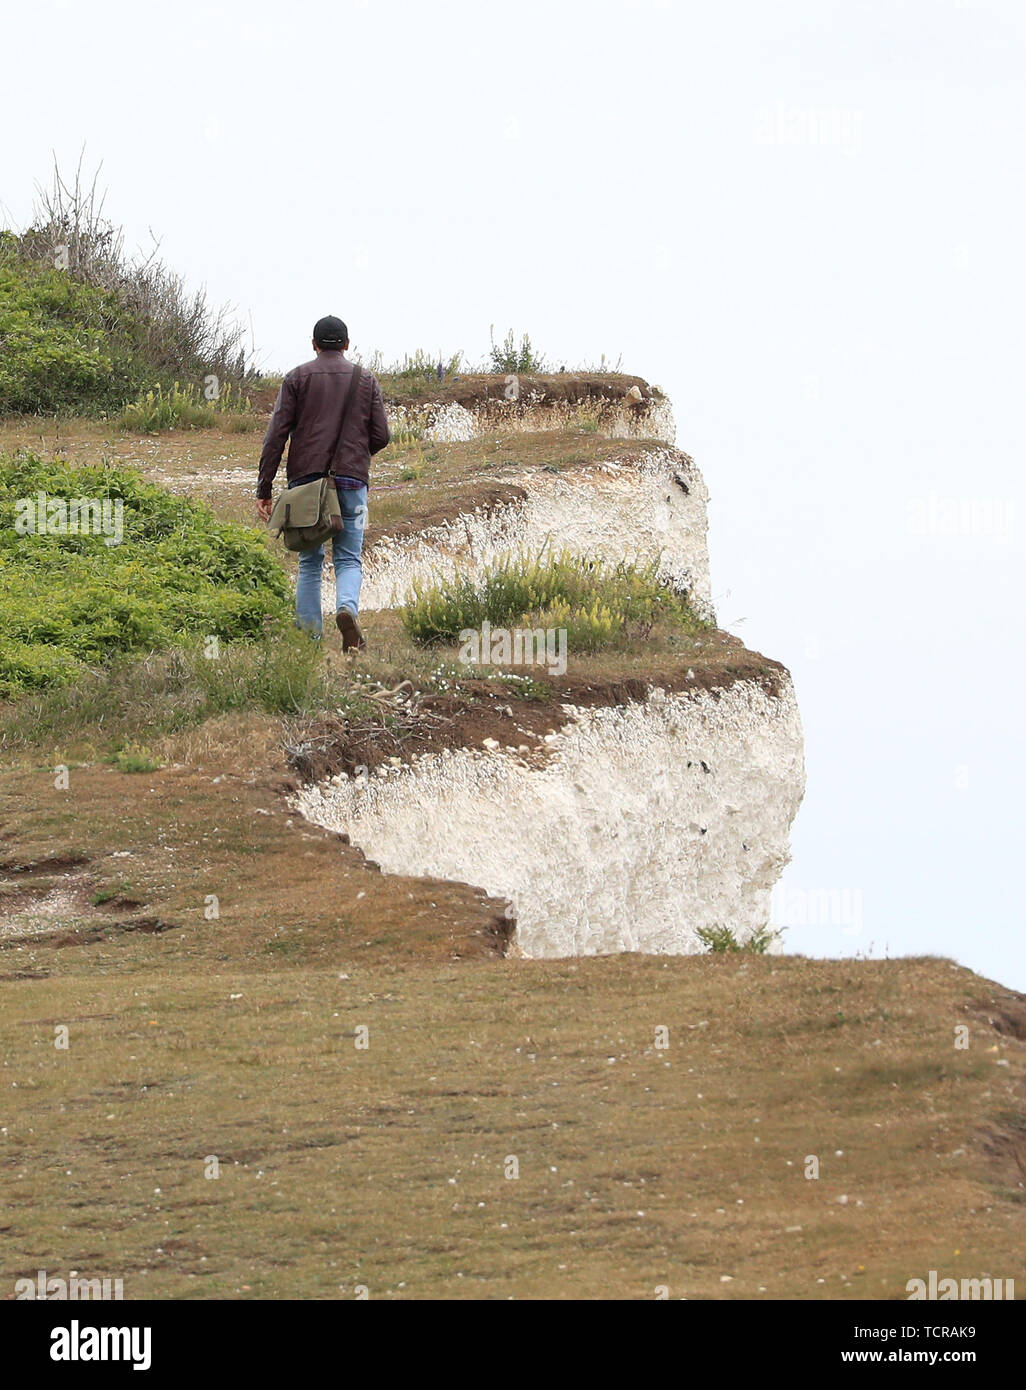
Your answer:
[3,0,1023,987]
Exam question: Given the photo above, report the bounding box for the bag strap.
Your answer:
[325,364,363,478]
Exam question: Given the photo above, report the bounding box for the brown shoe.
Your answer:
[335,607,366,652]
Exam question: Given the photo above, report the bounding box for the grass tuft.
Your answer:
[117,380,254,433]
[400,550,708,652]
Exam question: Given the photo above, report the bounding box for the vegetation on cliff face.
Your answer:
[401,550,709,650]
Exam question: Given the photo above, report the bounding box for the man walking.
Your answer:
[256,316,390,650]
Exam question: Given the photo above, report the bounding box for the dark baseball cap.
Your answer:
[313,315,348,347]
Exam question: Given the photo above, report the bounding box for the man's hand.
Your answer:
[256,497,273,523]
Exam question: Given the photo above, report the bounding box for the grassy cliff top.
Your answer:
[1,406,1023,1301]
[0,413,680,544]
[246,368,661,414]
[0,409,761,776]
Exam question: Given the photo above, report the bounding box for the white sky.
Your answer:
[3,0,1023,986]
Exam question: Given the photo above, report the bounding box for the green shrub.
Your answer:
[110,745,162,773]
[400,550,707,649]
[118,382,212,431]
[0,452,290,697]
[4,161,253,417]
[378,349,464,381]
[696,924,779,954]
[0,239,147,415]
[117,380,254,433]
[0,201,254,419]
[488,328,545,374]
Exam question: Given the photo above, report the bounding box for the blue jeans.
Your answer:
[290,477,368,635]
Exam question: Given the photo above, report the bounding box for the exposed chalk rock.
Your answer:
[422,402,477,443]
[294,676,805,959]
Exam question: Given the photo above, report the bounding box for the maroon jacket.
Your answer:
[256,352,390,499]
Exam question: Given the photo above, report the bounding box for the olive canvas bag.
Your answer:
[267,364,363,552]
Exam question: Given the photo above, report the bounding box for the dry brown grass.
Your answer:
[3,410,1023,1300]
[0,750,1024,1301]
[149,710,283,770]
[0,948,1023,1300]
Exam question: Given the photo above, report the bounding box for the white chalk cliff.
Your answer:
[300,384,805,957]
[297,678,803,957]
